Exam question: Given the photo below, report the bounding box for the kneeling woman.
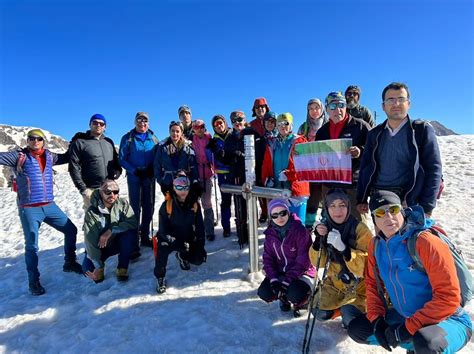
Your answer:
[309,189,373,328]
[153,173,207,294]
[258,199,315,314]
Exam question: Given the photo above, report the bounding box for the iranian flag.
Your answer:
[294,138,352,184]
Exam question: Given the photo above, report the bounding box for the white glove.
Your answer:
[327,229,346,252]
[81,188,94,208]
[278,170,288,182]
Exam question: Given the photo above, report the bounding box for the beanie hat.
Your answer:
[89,113,107,125]
[325,91,346,106]
[212,114,227,127]
[135,112,149,120]
[324,188,350,209]
[307,98,323,109]
[276,112,294,125]
[100,179,119,192]
[230,111,246,122]
[27,128,46,140]
[252,97,270,117]
[369,190,402,212]
[263,111,277,121]
[192,119,205,129]
[178,105,191,116]
[345,85,361,96]
[268,198,290,214]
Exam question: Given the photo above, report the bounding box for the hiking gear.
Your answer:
[27,136,44,142]
[373,317,392,352]
[369,190,402,212]
[94,268,105,283]
[327,230,346,252]
[63,260,83,274]
[116,268,129,282]
[268,198,290,214]
[372,204,402,218]
[29,280,46,296]
[328,102,346,110]
[385,324,411,348]
[259,213,268,223]
[27,128,47,140]
[89,113,106,125]
[204,208,215,239]
[270,210,289,220]
[175,252,190,271]
[206,234,215,241]
[140,237,153,248]
[129,250,141,261]
[325,91,346,106]
[279,298,291,312]
[223,229,231,238]
[271,281,283,298]
[178,105,191,116]
[156,277,166,294]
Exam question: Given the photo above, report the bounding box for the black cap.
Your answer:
[369,190,402,212]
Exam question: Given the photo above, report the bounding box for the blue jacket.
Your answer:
[356,117,442,214]
[119,129,159,174]
[0,149,66,207]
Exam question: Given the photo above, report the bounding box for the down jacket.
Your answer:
[262,213,315,285]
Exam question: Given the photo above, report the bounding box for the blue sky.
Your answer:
[1,0,473,143]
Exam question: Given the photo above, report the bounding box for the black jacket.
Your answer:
[347,104,375,128]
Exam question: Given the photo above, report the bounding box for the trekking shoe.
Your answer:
[223,229,231,238]
[206,234,215,242]
[279,299,291,312]
[63,260,83,274]
[140,237,153,248]
[130,250,141,262]
[258,214,267,224]
[94,268,105,284]
[29,280,46,296]
[175,252,190,271]
[156,277,166,294]
[116,268,129,282]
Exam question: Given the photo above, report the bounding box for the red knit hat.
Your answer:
[251,97,270,117]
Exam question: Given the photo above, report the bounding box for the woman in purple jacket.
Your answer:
[258,199,315,315]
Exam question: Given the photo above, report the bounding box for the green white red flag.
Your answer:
[294,138,352,184]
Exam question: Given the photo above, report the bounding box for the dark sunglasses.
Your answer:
[91,120,106,127]
[346,91,359,97]
[174,184,190,191]
[103,190,119,196]
[28,136,44,142]
[136,117,148,123]
[231,117,244,124]
[256,105,266,109]
[328,102,346,110]
[270,210,289,219]
[277,121,290,127]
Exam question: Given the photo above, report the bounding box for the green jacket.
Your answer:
[83,189,137,267]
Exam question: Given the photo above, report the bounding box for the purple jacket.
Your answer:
[262,214,315,285]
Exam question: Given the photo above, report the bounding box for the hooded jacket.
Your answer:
[83,189,137,267]
[192,132,214,180]
[118,129,159,175]
[262,213,315,285]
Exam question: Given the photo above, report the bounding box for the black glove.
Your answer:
[385,324,411,348]
[206,139,217,152]
[190,181,204,198]
[270,281,282,298]
[312,235,323,251]
[373,317,392,352]
[280,282,289,296]
[145,165,154,178]
[160,234,176,246]
[134,168,146,178]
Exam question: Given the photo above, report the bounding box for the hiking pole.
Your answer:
[302,246,332,354]
[213,173,219,226]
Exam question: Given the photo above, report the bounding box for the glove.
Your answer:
[206,139,217,152]
[190,181,204,198]
[81,188,94,207]
[234,150,245,158]
[385,324,411,348]
[373,317,392,352]
[265,177,275,188]
[161,234,176,246]
[312,235,323,251]
[134,168,146,178]
[270,281,282,298]
[145,165,154,178]
[278,170,287,182]
[327,229,346,252]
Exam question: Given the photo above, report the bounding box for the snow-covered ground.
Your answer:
[0,135,472,353]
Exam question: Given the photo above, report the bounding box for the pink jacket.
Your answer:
[192,132,214,180]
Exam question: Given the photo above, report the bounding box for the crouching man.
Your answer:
[82,179,138,283]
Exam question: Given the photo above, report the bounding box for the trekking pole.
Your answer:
[212,156,219,226]
[302,246,332,354]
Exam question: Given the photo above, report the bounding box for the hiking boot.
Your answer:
[140,237,153,248]
[206,234,215,242]
[223,229,231,238]
[156,277,166,294]
[258,214,267,224]
[29,280,46,296]
[279,298,291,312]
[116,268,129,282]
[94,268,105,284]
[175,252,190,271]
[63,260,83,274]
[130,250,141,262]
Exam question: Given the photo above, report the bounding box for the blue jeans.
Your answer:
[127,175,155,240]
[19,202,78,283]
[82,229,136,272]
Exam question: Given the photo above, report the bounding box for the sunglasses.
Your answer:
[328,102,347,110]
[372,204,402,218]
[256,105,266,109]
[103,190,119,196]
[270,210,289,219]
[92,120,106,127]
[136,117,148,123]
[174,184,190,191]
[231,117,244,124]
[277,121,290,127]
[346,91,359,97]
[28,136,44,142]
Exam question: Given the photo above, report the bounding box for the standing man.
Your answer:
[356,82,442,217]
[178,105,194,140]
[83,180,137,283]
[315,92,370,221]
[119,112,159,249]
[0,129,82,295]
[345,85,375,128]
[69,113,122,208]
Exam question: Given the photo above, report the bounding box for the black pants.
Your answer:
[257,277,311,305]
[154,239,205,279]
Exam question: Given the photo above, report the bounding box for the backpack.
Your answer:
[373,225,473,308]
[10,149,28,192]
